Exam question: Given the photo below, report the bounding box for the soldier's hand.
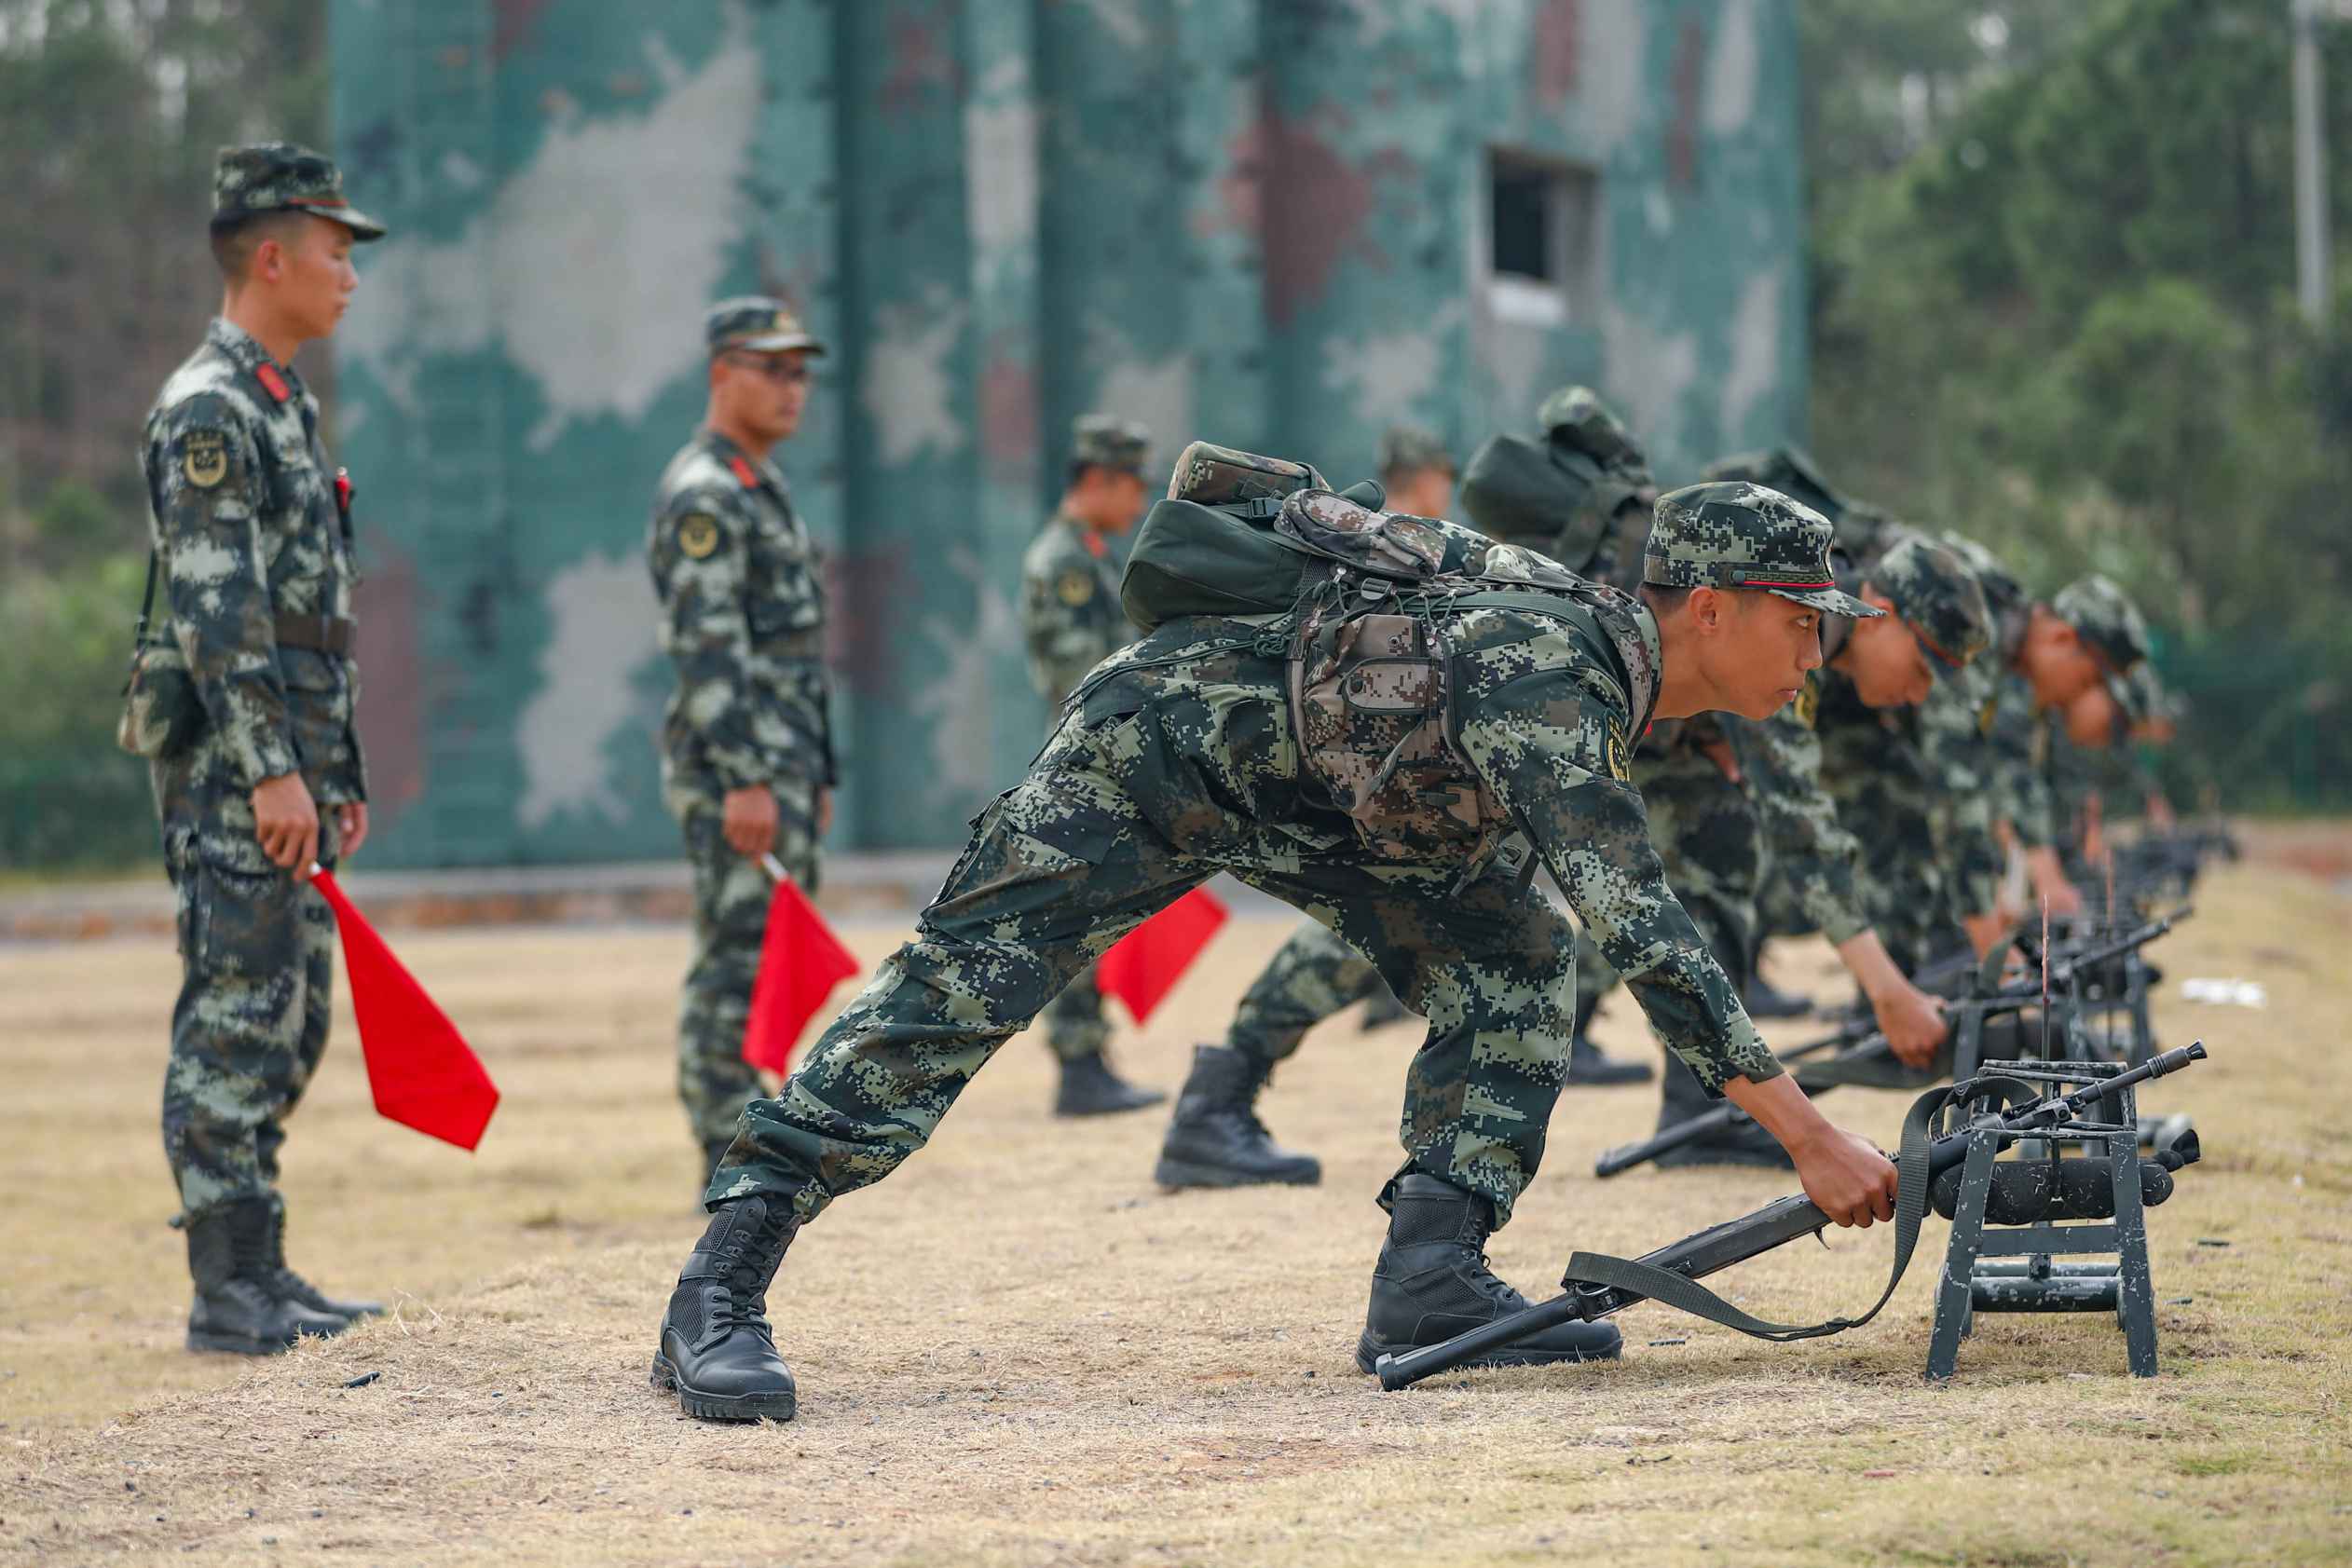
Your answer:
[251,773,320,879]
[722,785,779,860]
[1793,1126,1899,1229]
[816,788,834,839]
[338,801,370,860]
[1869,979,1948,1069]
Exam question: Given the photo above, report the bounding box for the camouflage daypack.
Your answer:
[1122,444,1658,859]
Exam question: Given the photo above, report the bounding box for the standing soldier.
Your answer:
[651,298,839,1179]
[1018,415,1165,1116]
[122,143,387,1354]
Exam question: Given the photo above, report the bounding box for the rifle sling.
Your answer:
[1559,1077,1959,1343]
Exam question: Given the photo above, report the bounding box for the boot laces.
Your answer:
[707,1210,788,1343]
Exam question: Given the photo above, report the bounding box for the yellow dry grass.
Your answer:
[3,858,2348,1566]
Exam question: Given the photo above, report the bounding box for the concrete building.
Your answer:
[332,0,1806,866]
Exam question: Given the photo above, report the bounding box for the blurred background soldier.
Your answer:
[650,298,839,1179]
[1018,415,1165,1116]
[1374,424,1456,520]
[126,143,388,1355]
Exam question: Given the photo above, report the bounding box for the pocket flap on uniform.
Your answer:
[278,646,340,691]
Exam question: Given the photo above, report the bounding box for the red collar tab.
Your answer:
[727,456,759,490]
[254,363,293,403]
[1082,529,1107,559]
[334,469,353,512]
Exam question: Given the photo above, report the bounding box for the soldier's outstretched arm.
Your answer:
[1725,710,1946,1065]
[152,395,299,793]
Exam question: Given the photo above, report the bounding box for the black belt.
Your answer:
[275,613,356,655]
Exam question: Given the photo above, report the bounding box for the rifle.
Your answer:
[1593,912,2181,1179]
[1377,1042,2210,1390]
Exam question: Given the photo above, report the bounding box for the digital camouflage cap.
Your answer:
[1375,425,1453,477]
[1538,386,1643,472]
[1868,536,1992,675]
[706,296,827,356]
[2050,574,2152,674]
[212,142,386,240]
[1646,483,1881,619]
[1072,414,1150,477]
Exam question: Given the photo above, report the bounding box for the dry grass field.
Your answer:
[3,854,2347,1566]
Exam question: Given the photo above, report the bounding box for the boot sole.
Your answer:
[1352,1331,1620,1376]
[1153,1155,1321,1190]
[1053,1093,1169,1119]
[650,1353,798,1423]
[187,1329,299,1356]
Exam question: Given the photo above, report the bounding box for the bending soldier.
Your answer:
[650,465,1906,1423]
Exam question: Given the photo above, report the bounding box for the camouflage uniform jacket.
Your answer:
[1020,511,1130,708]
[1724,674,1872,947]
[649,429,835,790]
[142,317,365,808]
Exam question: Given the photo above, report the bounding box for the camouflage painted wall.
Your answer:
[331,0,1805,866]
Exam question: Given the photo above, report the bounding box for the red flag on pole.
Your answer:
[741,855,862,1075]
[309,867,500,1152]
[1095,886,1228,1027]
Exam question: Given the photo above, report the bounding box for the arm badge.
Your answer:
[677,513,721,560]
[1056,568,1095,607]
[182,429,228,489]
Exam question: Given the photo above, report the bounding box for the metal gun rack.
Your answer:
[1924,1057,2197,1380]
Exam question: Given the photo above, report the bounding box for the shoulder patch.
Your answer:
[677,512,722,560]
[182,429,229,489]
[1056,567,1096,607]
[1977,693,2001,736]
[1605,719,1630,782]
[1791,679,1819,731]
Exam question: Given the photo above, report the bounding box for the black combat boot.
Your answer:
[185,1199,351,1356]
[264,1193,384,1319]
[1355,1174,1621,1373]
[1052,1050,1166,1117]
[653,1195,801,1422]
[1651,1057,1792,1170]
[1154,1046,1321,1189]
[1563,992,1650,1085]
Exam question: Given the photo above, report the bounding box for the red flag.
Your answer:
[309,868,499,1152]
[1096,886,1228,1027]
[741,870,861,1075]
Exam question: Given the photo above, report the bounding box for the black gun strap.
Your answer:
[1560,1079,1955,1343]
[134,549,160,637]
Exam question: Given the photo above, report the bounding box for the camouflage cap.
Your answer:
[706,296,827,356]
[1868,537,1992,676]
[1375,424,1453,477]
[1538,385,1642,470]
[2050,574,2152,674]
[212,142,386,240]
[1072,414,1150,476]
[1701,445,1846,522]
[1647,482,1881,619]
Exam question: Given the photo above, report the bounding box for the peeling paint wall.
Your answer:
[332,0,1805,866]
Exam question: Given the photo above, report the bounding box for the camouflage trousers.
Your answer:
[1226,920,1387,1066]
[1575,744,1759,1021]
[155,787,345,1222]
[668,770,823,1157]
[1036,962,1110,1061]
[715,654,1579,1229]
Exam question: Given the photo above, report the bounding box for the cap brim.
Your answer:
[732,332,827,355]
[1766,583,1881,620]
[295,202,388,241]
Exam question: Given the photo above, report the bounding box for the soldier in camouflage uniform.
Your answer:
[651,472,1908,1422]
[1375,424,1456,520]
[1018,415,1165,1117]
[650,298,839,1179]
[122,143,389,1356]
